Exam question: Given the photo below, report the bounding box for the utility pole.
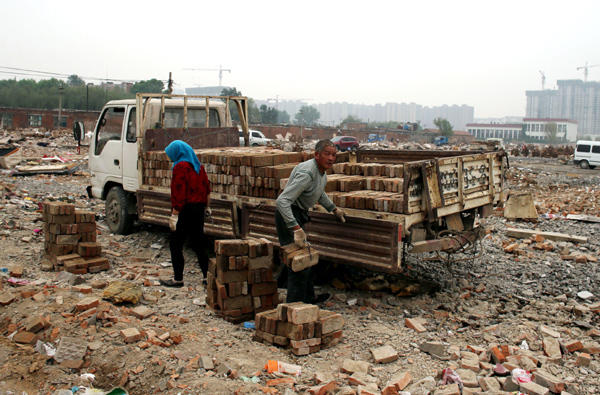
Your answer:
[168,72,173,94]
[58,87,64,129]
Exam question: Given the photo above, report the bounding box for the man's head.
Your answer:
[314,139,337,173]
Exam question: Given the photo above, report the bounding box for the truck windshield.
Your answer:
[163,108,220,128]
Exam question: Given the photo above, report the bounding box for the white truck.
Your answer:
[78,93,507,274]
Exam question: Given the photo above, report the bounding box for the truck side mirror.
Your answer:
[73,122,85,141]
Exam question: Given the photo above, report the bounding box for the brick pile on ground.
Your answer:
[253,302,344,356]
[43,201,109,274]
[205,238,279,323]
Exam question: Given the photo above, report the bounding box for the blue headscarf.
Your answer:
[165,140,201,174]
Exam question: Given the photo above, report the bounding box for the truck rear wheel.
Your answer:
[580,160,590,169]
[105,186,135,234]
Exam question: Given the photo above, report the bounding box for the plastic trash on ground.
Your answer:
[265,360,302,376]
[512,368,532,383]
[243,321,255,329]
[35,340,56,356]
[240,376,260,383]
[440,367,463,388]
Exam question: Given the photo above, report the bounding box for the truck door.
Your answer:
[89,106,125,198]
[122,106,139,192]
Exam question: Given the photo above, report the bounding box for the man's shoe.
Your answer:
[160,278,184,288]
[313,292,331,304]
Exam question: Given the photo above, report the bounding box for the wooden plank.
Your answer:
[505,228,588,244]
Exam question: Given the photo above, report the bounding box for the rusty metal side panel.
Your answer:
[357,150,484,164]
[136,189,238,238]
[144,127,239,152]
[240,204,401,274]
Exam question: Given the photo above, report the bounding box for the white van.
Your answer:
[239,129,270,146]
[574,140,600,169]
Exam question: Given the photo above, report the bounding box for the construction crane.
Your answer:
[539,70,546,90]
[576,62,600,82]
[183,65,231,86]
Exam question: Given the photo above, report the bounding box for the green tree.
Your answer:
[294,105,320,126]
[67,75,86,86]
[342,114,363,123]
[433,117,454,137]
[130,78,164,94]
[277,110,290,124]
[248,99,261,123]
[221,87,242,97]
[544,122,558,144]
[259,105,280,124]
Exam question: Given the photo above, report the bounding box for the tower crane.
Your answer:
[576,62,600,82]
[183,65,231,86]
[539,70,545,90]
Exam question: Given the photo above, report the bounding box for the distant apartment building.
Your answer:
[523,118,578,142]
[311,101,474,130]
[526,79,600,137]
[465,124,523,140]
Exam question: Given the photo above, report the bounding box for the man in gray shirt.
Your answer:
[275,139,346,303]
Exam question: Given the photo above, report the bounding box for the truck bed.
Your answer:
[137,147,505,273]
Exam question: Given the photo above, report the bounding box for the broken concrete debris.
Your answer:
[0,129,599,394]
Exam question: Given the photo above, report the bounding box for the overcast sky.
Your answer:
[1,0,599,118]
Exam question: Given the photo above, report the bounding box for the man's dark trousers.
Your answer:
[275,206,315,303]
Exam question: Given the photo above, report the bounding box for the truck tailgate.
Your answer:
[240,203,402,274]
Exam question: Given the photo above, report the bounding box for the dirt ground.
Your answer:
[0,141,599,395]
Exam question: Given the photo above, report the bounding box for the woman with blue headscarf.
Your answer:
[161,140,211,287]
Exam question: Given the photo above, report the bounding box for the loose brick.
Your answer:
[76,297,100,311]
[215,239,249,256]
[564,339,583,352]
[371,345,399,363]
[340,359,370,374]
[13,331,39,345]
[518,381,550,395]
[121,328,142,343]
[25,316,46,333]
[532,370,565,393]
[131,306,155,320]
[248,255,272,270]
[383,370,412,393]
[287,303,319,325]
[9,265,23,278]
[405,318,427,333]
[0,293,17,306]
[316,310,344,335]
[72,285,93,294]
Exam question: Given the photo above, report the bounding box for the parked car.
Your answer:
[331,136,359,151]
[239,130,270,146]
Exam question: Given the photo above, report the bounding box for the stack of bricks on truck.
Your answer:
[43,201,109,273]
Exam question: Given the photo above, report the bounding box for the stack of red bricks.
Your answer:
[206,238,279,323]
[43,201,109,274]
[254,302,344,356]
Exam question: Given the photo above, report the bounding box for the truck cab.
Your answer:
[434,136,449,146]
[82,94,247,234]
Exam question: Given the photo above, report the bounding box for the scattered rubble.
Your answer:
[0,130,598,394]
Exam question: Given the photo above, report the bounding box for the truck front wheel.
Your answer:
[105,186,135,234]
[580,160,590,169]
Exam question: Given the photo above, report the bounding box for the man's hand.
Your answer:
[169,214,179,231]
[205,207,212,218]
[293,228,307,248]
[334,208,346,223]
